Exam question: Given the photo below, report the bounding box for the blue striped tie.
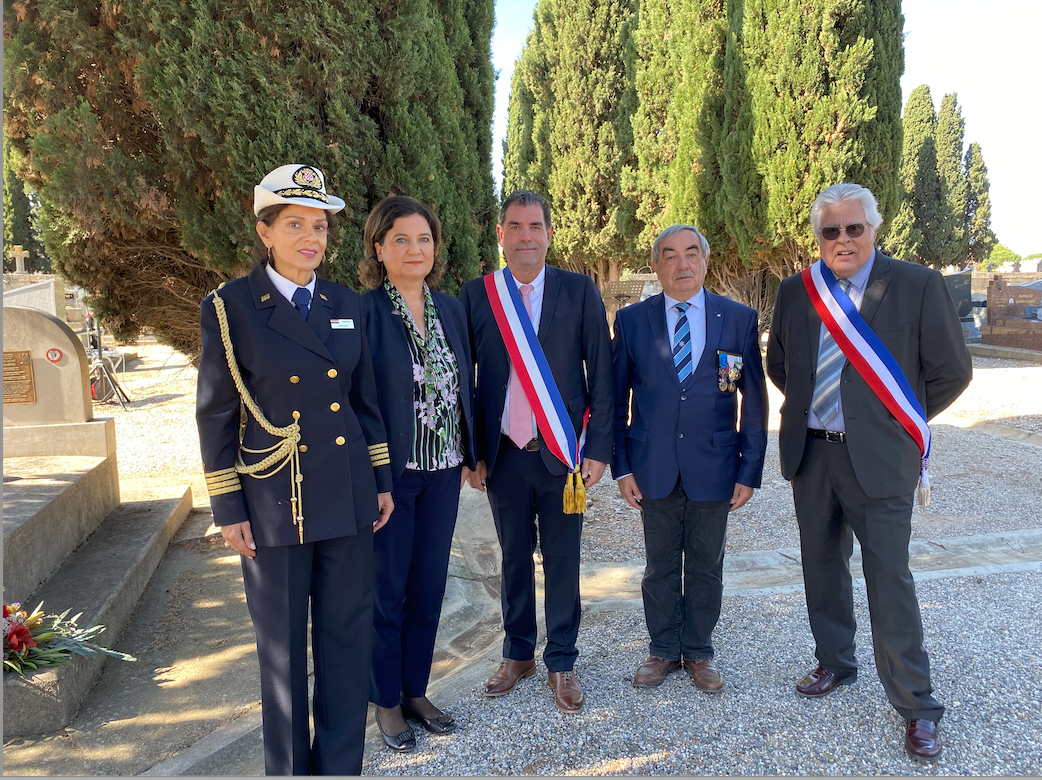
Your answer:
[672,302,693,383]
[291,287,311,321]
[811,278,852,426]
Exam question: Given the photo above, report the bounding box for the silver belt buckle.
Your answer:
[825,430,845,444]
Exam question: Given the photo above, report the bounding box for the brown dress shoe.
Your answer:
[905,719,943,760]
[548,670,585,713]
[483,658,537,697]
[683,658,724,692]
[795,665,857,698]
[633,656,681,688]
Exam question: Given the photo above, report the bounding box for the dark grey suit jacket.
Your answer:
[766,251,972,499]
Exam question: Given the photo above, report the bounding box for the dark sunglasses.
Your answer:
[820,223,866,241]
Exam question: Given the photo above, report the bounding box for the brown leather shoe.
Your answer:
[683,658,724,692]
[548,670,585,713]
[905,719,943,760]
[633,656,681,688]
[483,658,537,697]
[795,665,857,698]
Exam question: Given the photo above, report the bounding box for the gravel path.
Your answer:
[363,572,1042,776]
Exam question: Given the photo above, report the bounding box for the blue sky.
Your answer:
[491,0,1042,257]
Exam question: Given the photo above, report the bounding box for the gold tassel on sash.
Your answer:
[562,466,586,515]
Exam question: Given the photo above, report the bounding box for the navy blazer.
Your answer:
[196,263,392,546]
[767,251,971,498]
[361,284,477,479]
[458,265,614,477]
[612,291,768,502]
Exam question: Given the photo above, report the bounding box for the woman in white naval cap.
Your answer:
[196,164,394,775]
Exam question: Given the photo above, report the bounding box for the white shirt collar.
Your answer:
[510,264,546,294]
[663,286,706,312]
[265,263,317,304]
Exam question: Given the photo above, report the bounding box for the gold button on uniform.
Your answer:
[292,411,301,420]
[298,444,308,452]
[289,376,300,384]
[335,436,346,446]
[330,402,341,412]
[327,369,338,378]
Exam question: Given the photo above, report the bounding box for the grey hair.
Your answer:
[651,224,711,265]
[811,183,883,235]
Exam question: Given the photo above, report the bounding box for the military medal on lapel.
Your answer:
[717,350,743,392]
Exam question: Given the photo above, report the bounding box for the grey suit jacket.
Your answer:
[766,251,972,499]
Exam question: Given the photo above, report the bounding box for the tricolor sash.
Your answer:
[484,267,589,513]
[802,260,933,506]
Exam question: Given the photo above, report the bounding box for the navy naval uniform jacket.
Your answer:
[196,262,392,542]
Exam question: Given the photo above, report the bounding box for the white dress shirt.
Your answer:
[664,287,707,374]
[501,265,547,439]
[265,263,317,307]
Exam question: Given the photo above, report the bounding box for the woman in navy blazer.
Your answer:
[196,165,394,775]
[359,196,476,752]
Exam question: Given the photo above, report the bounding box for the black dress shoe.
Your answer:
[905,719,943,760]
[375,708,417,753]
[401,699,457,735]
[795,665,857,697]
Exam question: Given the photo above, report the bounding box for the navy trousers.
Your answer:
[640,476,730,660]
[241,528,373,776]
[370,466,462,707]
[793,434,944,722]
[486,438,583,672]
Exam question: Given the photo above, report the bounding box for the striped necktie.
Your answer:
[672,302,693,383]
[811,277,852,426]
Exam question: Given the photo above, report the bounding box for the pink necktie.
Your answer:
[508,284,535,449]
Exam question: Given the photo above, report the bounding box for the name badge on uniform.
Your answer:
[330,318,355,330]
[717,350,743,392]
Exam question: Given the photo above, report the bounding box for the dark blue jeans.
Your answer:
[370,466,462,707]
[640,476,729,660]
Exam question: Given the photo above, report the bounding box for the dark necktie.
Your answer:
[811,277,852,426]
[291,287,311,321]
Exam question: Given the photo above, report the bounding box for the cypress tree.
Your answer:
[964,141,997,268]
[544,0,638,288]
[3,129,48,272]
[4,0,494,354]
[741,0,903,276]
[884,84,956,266]
[936,93,970,265]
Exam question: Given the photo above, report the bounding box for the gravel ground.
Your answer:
[363,571,1042,776]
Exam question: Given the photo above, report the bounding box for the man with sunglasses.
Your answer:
[766,183,971,761]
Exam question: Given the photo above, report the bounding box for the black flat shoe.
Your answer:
[375,708,417,752]
[400,699,457,735]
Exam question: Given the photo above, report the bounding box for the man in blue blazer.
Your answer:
[460,190,614,713]
[612,224,768,692]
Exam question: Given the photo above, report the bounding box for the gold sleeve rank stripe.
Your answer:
[368,442,390,467]
[205,468,242,496]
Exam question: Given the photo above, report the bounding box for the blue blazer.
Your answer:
[459,265,614,477]
[196,263,393,546]
[361,284,477,479]
[612,291,768,502]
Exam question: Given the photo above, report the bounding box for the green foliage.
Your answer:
[936,93,969,263]
[982,242,1020,272]
[4,0,495,356]
[964,142,997,268]
[883,84,956,266]
[3,129,49,272]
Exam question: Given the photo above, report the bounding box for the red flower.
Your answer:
[6,625,37,651]
[3,605,9,618]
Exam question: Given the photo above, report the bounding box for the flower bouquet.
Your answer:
[3,601,136,676]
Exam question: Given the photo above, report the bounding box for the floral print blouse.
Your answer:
[384,280,463,471]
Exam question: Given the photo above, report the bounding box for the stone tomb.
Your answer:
[983,277,1042,351]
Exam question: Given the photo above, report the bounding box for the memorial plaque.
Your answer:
[3,351,37,405]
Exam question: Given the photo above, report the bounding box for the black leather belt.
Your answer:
[503,434,540,451]
[808,429,846,443]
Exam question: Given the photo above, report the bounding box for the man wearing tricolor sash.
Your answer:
[767,183,971,761]
[459,190,614,714]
